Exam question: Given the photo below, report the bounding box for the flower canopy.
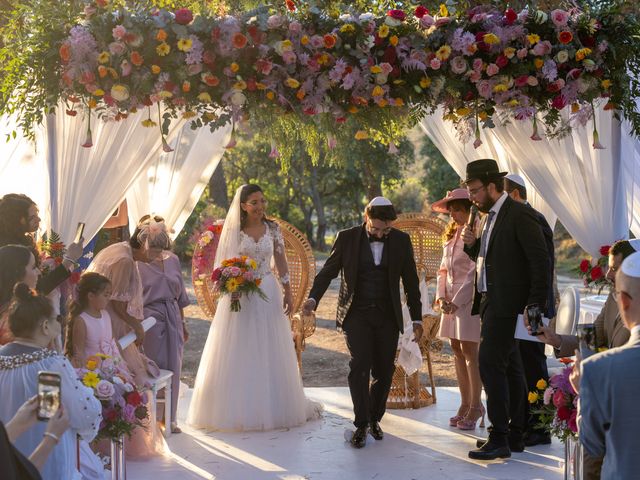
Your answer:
[4,1,640,149]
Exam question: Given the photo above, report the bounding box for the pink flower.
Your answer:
[108,41,125,56]
[495,54,509,68]
[477,80,492,98]
[120,60,132,77]
[533,41,552,56]
[123,404,136,422]
[429,58,441,70]
[468,70,481,82]
[553,389,567,408]
[419,15,435,28]
[435,17,452,27]
[379,62,393,75]
[543,387,553,405]
[242,271,254,282]
[515,75,529,87]
[550,9,569,27]
[112,25,126,40]
[551,94,567,110]
[310,35,324,49]
[486,63,499,76]
[96,380,115,399]
[527,76,539,87]
[267,14,284,29]
[282,51,297,64]
[289,21,302,33]
[174,8,193,25]
[517,47,528,59]
[255,59,273,75]
[568,409,578,433]
[473,137,483,149]
[472,58,483,71]
[229,266,241,277]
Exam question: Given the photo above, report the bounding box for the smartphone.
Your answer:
[526,303,543,336]
[74,222,85,244]
[37,371,61,421]
[577,324,597,359]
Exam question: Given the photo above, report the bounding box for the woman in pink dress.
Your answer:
[432,189,484,430]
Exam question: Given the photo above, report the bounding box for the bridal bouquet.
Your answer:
[77,353,149,440]
[211,256,267,312]
[529,359,578,442]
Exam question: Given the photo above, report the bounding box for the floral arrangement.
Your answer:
[38,230,82,283]
[78,353,149,440]
[211,256,266,312]
[529,360,578,442]
[192,221,224,278]
[576,244,610,290]
[9,1,634,152]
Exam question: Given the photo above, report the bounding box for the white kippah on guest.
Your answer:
[505,173,526,187]
[629,239,640,253]
[621,251,640,278]
[367,196,393,207]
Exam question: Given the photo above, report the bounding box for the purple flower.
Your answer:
[123,404,136,422]
[542,59,558,81]
[329,59,348,82]
[96,380,115,399]
[341,72,356,90]
[451,29,476,55]
[185,35,203,65]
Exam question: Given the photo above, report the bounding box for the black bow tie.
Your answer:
[369,236,387,244]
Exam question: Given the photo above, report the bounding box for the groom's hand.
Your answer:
[412,323,424,343]
[302,298,316,315]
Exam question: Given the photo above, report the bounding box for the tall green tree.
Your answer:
[420,136,460,205]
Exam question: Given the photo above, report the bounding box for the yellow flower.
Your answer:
[87,99,97,108]
[506,99,520,107]
[230,62,240,73]
[95,353,110,359]
[226,277,240,292]
[256,82,267,90]
[156,42,171,56]
[141,118,157,127]
[347,105,359,113]
[534,58,544,69]
[419,76,431,88]
[318,53,330,65]
[528,391,539,404]
[377,98,388,107]
[249,259,257,269]
[372,85,384,97]
[576,48,592,61]
[483,33,500,45]
[197,92,212,103]
[97,51,110,64]
[527,34,540,45]
[389,35,398,47]
[378,25,389,38]
[479,111,488,121]
[393,98,404,107]
[493,84,508,93]
[354,130,369,140]
[435,45,452,61]
[93,89,105,97]
[571,103,581,113]
[301,35,309,45]
[266,91,275,100]
[285,77,300,88]
[456,107,471,117]
[177,38,192,52]
[86,360,97,370]
[340,24,355,34]
[503,47,516,59]
[536,379,548,390]
[182,110,197,120]
[234,80,247,90]
[370,65,382,74]
[83,371,100,388]
[439,4,449,17]
[151,64,161,74]
[601,79,612,89]
[159,90,173,99]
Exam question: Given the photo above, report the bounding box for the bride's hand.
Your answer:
[283,292,293,316]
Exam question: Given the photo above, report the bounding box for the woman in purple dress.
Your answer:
[137,218,190,434]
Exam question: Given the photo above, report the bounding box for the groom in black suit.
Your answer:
[303,197,423,448]
[461,159,549,460]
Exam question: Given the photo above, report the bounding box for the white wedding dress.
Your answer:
[187,221,321,431]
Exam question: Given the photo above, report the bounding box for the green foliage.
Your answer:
[420,135,460,204]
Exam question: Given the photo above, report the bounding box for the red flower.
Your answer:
[247,25,260,43]
[558,31,573,44]
[69,271,81,284]
[579,259,590,273]
[551,94,567,110]
[323,34,336,49]
[495,54,509,68]
[387,9,407,21]
[591,266,604,281]
[211,27,221,41]
[285,0,296,12]
[174,8,193,25]
[104,408,118,422]
[211,268,222,282]
[66,109,77,116]
[568,409,578,433]
[414,6,428,18]
[126,391,143,407]
[504,8,517,25]
[599,245,611,257]
[203,50,216,65]
[232,32,247,49]
[557,405,572,422]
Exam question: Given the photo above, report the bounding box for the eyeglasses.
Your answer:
[613,289,633,301]
[467,185,486,197]
[367,220,392,235]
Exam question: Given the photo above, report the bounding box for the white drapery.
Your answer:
[419,108,558,229]
[126,121,231,239]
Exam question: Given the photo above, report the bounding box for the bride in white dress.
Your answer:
[188,184,321,431]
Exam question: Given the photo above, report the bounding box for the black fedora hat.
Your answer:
[463,159,508,184]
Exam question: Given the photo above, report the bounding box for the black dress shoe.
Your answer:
[369,421,383,440]
[524,431,551,447]
[350,426,368,448]
[468,441,511,460]
[476,438,524,453]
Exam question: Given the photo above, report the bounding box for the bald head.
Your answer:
[615,252,640,330]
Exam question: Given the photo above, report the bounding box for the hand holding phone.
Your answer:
[577,324,597,359]
[37,372,61,421]
[74,222,85,244]
[526,303,543,336]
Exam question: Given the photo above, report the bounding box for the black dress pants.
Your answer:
[518,339,549,433]
[478,302,528,445]
[343,305,400,428]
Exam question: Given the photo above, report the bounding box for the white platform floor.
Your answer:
[125,386,565,480]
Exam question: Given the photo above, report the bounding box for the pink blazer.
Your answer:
[436,228,476,310]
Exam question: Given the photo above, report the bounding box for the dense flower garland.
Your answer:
[35,2,640,148]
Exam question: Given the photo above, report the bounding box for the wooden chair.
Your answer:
[191,218,316,371]
[386,212,446,409]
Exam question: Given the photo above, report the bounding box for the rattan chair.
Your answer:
[386,212,446,409]
[191,218,316,371]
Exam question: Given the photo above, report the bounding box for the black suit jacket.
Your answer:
[464,196,549,318]
[529,204,556,318]
[308,225,422,333]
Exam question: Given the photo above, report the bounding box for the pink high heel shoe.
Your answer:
[449,405,470,427]
[456,405,486,430]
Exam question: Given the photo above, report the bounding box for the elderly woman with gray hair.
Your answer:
[135,216,190,434]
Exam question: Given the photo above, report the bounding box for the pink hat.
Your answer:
[431,188,471,213]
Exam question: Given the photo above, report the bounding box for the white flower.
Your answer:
[384,16,402,27]
[533,10,548,24]
[339,14,353,22]
[358,13,374,22]
[112,376,124,385]
[230,91,246,106]
[123,383,134,393]
[555,50,569,64]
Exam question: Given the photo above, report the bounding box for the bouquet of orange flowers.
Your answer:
[211,256,267,312]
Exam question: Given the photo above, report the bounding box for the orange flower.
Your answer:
[151,64,161,74]
[232,32,247,49]
[98,65,108,78]
[131,51,144,66]
[558,31,573,44]
[202,73,220,86]
[296,89,305,100]
[182,81,191,92]
[59,43,71,63]
[323,34,336,49]
[156,29,167,42]
[255,278,262,286]
[286,0,296,12]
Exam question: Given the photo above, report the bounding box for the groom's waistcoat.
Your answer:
[352,231,391,310]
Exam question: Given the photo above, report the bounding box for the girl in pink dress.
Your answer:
[432,189,484,430]
[65,272,162,459]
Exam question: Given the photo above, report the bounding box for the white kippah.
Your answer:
[505,173,526,187]
[367,196,393,207]
[629,239,640,252]
[621,251,640,278]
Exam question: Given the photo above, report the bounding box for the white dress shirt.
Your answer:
[368,235,385,266]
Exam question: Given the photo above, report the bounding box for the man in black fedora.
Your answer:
[461,159,549,460]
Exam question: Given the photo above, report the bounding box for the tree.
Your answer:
[420,136,461,205]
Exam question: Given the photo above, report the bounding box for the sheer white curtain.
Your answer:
[620,100,640,238]
[43,109,186,244]
[419,109,557,229]
[126,121,232,238]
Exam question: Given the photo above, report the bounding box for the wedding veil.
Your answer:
[214,185,244,269]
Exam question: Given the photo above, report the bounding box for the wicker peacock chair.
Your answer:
[191,218,316,372]
[386,212,447,409]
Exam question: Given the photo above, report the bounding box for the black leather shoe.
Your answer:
[350,426,368,448]
[524,431,551,447]
[468,442,511,460]
[369,421,383,440]
[476,438,524,452]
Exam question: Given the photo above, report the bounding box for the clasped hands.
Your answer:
[436,297,458,315]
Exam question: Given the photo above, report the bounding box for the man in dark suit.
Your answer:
[302,197,423,448]
[461,160,549,460]
[504,174,555,446]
